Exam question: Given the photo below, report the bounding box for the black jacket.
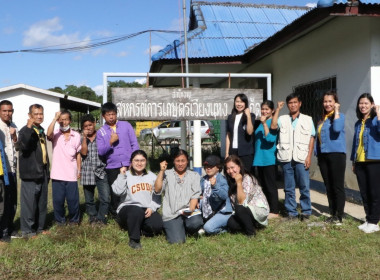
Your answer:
[18,126,49,180]
[226,112,255,157]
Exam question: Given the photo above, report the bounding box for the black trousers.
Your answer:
[355,162,380,224]
[230,149,253,172]
[257,165,279,214]
[118,205,163,241]
[105,168,122,216]
[227,204,256,236]
[318,153,346,219]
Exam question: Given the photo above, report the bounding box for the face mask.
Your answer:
[60,125,70,132]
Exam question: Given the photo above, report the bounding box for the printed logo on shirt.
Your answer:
[131,183,153,194]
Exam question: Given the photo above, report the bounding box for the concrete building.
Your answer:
[150,0,380,194]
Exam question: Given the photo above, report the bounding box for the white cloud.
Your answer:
[306,3,317,8]
[116,51,128,57]
[93,30,113,37]
[144,45,163,55]
[92,85,104,96]
[73,55,82,60]
[135,78,146,85]
[92,48,107,56]
[23,17,90,47]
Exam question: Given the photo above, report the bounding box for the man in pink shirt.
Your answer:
[47,110,81,225]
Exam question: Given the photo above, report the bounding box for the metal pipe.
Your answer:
[104,72,271,78]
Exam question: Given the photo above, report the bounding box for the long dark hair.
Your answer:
[231,93,249,124]
[130,150,148,176]
[319,90,339,125]
[261,100,275,116]
[224,155,253,197]
[356,93,376,120]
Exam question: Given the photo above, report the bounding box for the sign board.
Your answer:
[113,88,263,121]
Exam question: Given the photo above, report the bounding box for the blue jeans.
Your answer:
[163,215,203,244]
[282,160,312,216]
[52,180,80,224]
[203,213,231,234]
[83,175,110,222]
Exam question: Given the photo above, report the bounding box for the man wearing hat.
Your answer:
[199,155,232,235]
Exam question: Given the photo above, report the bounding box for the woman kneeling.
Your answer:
[155,149,203,244]
[112,150,163,249]
[224,155,269,236]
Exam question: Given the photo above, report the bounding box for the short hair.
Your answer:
[80,114,95,128]
[60,109,72,121]
[0,100,13,108]
[101,102,117,115]
[29,104,44,114]
[286,93,301,104]
[356,93,376,120]
[171,148,189,161]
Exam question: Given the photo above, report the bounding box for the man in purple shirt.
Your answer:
[96,102,139,216]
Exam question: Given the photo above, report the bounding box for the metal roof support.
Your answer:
[102,72,272,173]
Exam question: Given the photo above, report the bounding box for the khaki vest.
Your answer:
[277,113,313,163]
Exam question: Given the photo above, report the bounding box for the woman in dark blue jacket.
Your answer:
[225,93,255,170]
[199,155,232,234]
[351,93,380,234]
[316,91,346,225]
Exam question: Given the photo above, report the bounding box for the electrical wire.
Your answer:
[0,29,181,54]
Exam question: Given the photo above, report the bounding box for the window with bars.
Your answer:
[293,77,337,126]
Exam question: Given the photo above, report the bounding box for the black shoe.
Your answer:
[10,231,23,239]
[325,216,342,226]
[300,214,311,221]
[0,235,11,243]
[287,215,299,221]
[129,240,142,249]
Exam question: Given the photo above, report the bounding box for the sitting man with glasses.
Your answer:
[96,102,139,218]
[17,104,50,239]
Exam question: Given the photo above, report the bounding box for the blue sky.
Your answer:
[0,0,317,95]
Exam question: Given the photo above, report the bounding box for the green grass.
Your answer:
[1,191,380,280]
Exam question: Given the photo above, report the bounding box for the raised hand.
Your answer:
[260,115,267,123]
[235,173,243,184]
[109,130,119,145]
[159,160,168,172]
[209,175,216,186]
[244,107,251,117]
[334,103,341,113]
[277,101,285,110]
[54,111,61,121]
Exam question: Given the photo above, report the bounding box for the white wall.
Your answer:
[0,89,60,130]
[242,16,380,191]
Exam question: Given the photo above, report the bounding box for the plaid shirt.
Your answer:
[80,136,106,185]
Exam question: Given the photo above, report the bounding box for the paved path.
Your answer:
[277,188,366,221]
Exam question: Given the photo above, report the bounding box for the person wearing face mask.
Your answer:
[47,110,81,225]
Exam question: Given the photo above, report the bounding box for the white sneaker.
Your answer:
[358,222,368,230]
[198,229,205,236]
[361,223,380,234]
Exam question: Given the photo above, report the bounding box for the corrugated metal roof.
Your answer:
[152,2,310,61]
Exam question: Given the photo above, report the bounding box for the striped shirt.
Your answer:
[80,136,106,186]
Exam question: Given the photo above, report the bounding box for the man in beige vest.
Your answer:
[271,93,315,220]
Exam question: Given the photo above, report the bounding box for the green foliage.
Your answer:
[107,80,144,102]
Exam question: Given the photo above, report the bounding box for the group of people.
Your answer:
[226,91,380,234]
[0,89,379,246]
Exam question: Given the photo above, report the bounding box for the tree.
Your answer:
[107,80,144,102]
